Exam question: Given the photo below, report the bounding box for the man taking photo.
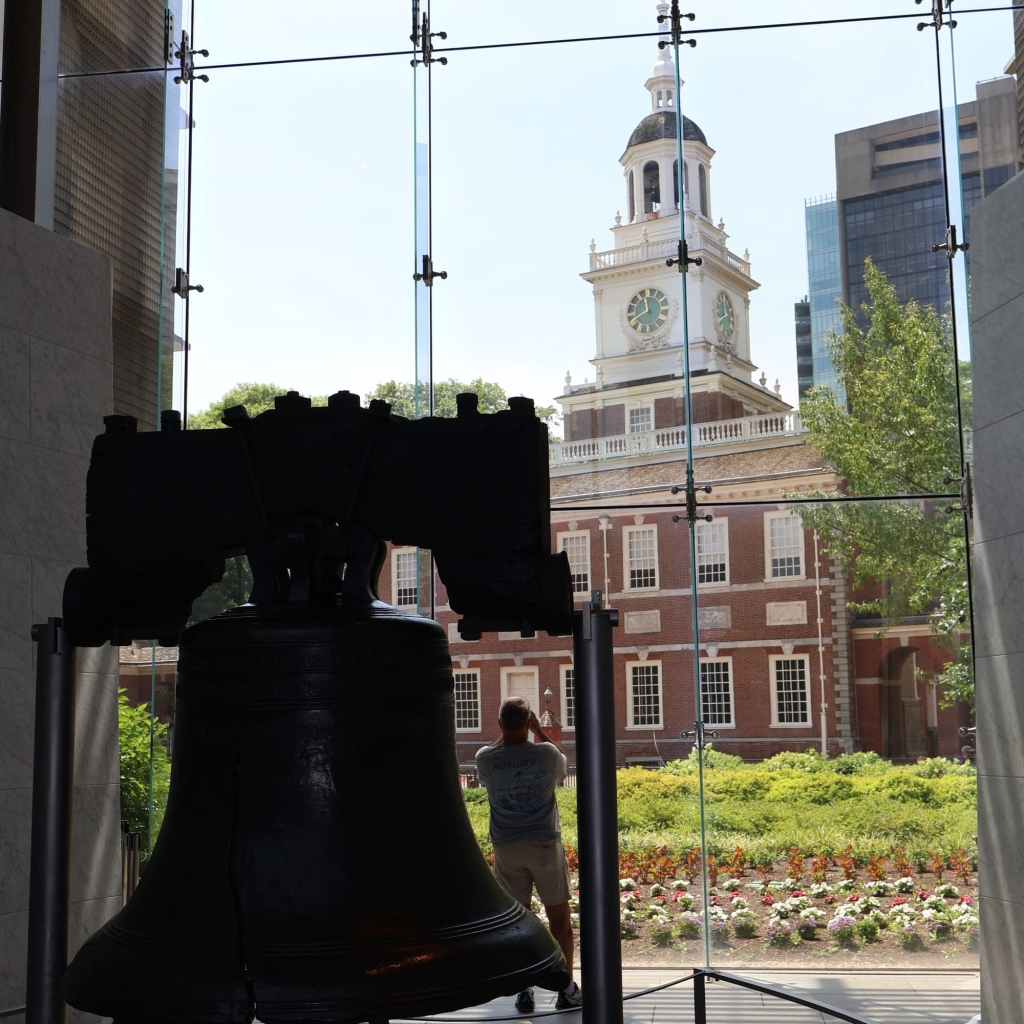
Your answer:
[475,696,582,1013]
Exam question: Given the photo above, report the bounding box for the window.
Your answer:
[628,405,652,433]
[672,159,679,208]
[624,525,658,590]
[560,665,576,730]
[642,160,660,213]
[558,530,591,596]
[698,163,708,217]
[627,661,662,728]
[765,511,804,579]
[392,547,418,607]
[770,655,811,726]
[700,659,734,727]
[453,670,480,732]
[695,519,728,585]
[628,170,635,223]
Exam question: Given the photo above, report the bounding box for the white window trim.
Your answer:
[763,510,806,582]
[453,668,482,734]
[768,653,813,728]
[627,403,654,434]
[500,666,540,710]
[622,524,660,592]
[625,659,664,731]
[699,656,736,729]
[560,664,576,732]
[695,517,730,588]
[557,529,592,603]
[391,546,419,608]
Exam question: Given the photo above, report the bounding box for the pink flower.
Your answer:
[892,896,907,907]
[761,893,775,906]
[959,895,974,905]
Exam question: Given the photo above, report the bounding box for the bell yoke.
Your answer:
[60,391,575,1024]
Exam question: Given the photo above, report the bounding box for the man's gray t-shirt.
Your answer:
[475,741,567,846]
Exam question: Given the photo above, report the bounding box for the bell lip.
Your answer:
[186,600,447,635]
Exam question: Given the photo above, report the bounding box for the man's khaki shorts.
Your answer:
[493,835,572,909]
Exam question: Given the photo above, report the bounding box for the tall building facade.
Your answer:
[0,0,182,429]
[794,296,811,399]
[836,75,1020,322]
[799,75,1021,396]
[801,196,843,401]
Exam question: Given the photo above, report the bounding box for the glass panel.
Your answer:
[183,53,414,422]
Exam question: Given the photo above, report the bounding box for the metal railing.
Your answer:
[460,766,577,789]
[588,232,749,274]
[550,413,805,467]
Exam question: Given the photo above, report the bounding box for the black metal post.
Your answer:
[0,0,61,226]
[25,618,77,1024]
[573,593,620,1024]
[692,971,706,1024]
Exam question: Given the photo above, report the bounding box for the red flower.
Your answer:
[731,890,741,898]
[824,894,838,904]
[791,890,805,898]
[916,890,930,901]
[959,895,974,905]
[850,894,861,902]
[709,894,722,906]
[761,893,774,906]
[892,896,907,907]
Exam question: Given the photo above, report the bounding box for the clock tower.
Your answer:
[562,4,789,437]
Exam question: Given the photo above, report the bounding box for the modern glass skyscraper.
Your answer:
[799,75,1021,401]
[801,196,843,401]
[837,76,1019,327]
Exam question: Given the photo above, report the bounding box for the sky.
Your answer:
[174,0,1014,420]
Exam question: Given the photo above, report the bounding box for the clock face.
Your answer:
[714,290,735,340]
[626,287,670,334]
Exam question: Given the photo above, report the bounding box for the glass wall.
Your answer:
[26,0,1005,1016]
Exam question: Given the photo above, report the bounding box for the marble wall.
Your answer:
[0,206,121,1020]
[972,168,1024,1021]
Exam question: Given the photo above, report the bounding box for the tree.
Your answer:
[365,378,561,438]
[799,259,972,708]
[184,377,560,621]
[118,689,171,856]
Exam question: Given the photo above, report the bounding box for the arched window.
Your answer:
[683,162,690,207]
[656,90,663,107]
[672,160,679,209]
[698,164,708,218]
[667,90,673,107]
[642,161,660,214]
[628,170,636,223]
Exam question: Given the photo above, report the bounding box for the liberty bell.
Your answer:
[61,393,574,1023]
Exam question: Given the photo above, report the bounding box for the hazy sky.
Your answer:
[175,1,1012,419]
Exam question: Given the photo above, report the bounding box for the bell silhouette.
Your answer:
[64,603,567,1023]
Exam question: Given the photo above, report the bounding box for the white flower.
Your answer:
[810,883,833,898]
[619,877,637,891]
[621,909,638,922]
[702,906,729,923]
[924,896,947,912]
[935,883,960,899]
[834,904,858,919]
[620,893,639,909]
[649,883,666,897]
[731,907,755,921]
[866,881,894,897]
[718,877,741,890]
[895,877,916,894]
[671,879,689,890]
[835,879,856,894]
[730,896,749,910]
[799,907,826,923]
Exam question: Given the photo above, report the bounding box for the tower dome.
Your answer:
[624,109,707,154]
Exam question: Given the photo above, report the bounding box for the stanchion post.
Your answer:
[25,617,77,1024]
[693,971,706,1024]
[573,592,620,1024]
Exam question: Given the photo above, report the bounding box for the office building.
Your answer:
[800,75,1021,396]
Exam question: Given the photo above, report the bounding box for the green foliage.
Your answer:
[186,382,327,429]
[762,750,829,773]
[856,917,880,942]
[798,260,972,710]
[467,757,977,867]
[118,689,171,855]
[365,378,561,439]
[189,555,253,625]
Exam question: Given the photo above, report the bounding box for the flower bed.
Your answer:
[550,860,980,968]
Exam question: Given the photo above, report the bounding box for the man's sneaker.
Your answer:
[555,982,582,1010]
[515,988,535,1013]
